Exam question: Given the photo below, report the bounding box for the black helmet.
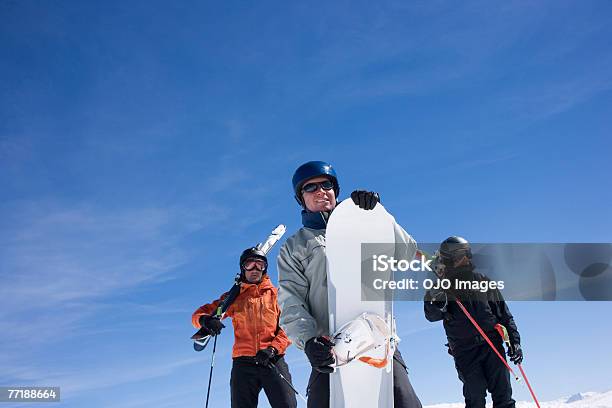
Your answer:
[291,161,339,206]
[439,236,472,266]
[239,247,268,273]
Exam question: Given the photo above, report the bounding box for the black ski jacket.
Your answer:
[424,270,520,352]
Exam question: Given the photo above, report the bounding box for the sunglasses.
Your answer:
[302,180,334,193]
[243,259,267,271]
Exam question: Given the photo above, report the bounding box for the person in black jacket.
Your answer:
[424,237,523,408]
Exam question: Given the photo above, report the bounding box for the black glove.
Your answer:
[350,190,380,210]
[305,336,335,373]
[508,343,523,365]
[255,347,277,366]
[199,315,225,335]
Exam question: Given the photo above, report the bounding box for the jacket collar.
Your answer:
[240,274,274,292]
[301,200,341,229]
[301,210,329,229]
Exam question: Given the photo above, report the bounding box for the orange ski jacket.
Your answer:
[192,275,291,358]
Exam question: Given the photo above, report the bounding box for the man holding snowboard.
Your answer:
[277,160,422,408]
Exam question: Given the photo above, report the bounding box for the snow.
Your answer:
[425,390,612,408]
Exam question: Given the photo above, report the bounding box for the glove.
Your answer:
[350,190,380,210]
[305,336,335,373]
[508,343,523,365]
[199,315,225,335]
[255,347,277,366]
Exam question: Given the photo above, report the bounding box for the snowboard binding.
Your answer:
[332,312,398,369]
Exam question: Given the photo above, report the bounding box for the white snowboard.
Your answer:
[326,200,397,408]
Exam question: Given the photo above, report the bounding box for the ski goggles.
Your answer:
[302,180,334,193]
[243,258,267,271]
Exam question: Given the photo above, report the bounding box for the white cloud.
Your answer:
[0,201,229,352]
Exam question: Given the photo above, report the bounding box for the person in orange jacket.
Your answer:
[192,247,297,408]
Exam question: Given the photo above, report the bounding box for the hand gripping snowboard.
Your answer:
[326,200,398,408]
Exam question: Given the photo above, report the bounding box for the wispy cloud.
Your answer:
[436,152,519,174]
[1,354,207,408]
[499,67,612,122]
[257,1,552,109]
[58,356,202,394]
[0,201,229,351]
[97,386,199,408]
[3,206,180,302]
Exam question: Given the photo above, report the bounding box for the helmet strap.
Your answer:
[294,194,304,207]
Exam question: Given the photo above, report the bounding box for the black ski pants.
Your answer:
[453,338,515,408]
[230,356,297,408]
[306,349,422,408]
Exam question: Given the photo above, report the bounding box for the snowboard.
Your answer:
[326,200,397,408]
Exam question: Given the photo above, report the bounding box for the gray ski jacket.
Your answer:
[277,208,418,349]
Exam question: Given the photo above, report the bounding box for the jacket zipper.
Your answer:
[319,211,329,227]
[255,286,260,353]
[259,294,264,352]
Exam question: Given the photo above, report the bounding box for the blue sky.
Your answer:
[1,1,611,407]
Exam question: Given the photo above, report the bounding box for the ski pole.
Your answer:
[455,300,520,381]
[518,364,540,408]
[267,362,308,404]
[204,334,218,408]
[495,324,541,408]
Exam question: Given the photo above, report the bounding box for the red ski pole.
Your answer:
[518,364,541,408]
[494,324,541,408]
[455,300,519,380]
